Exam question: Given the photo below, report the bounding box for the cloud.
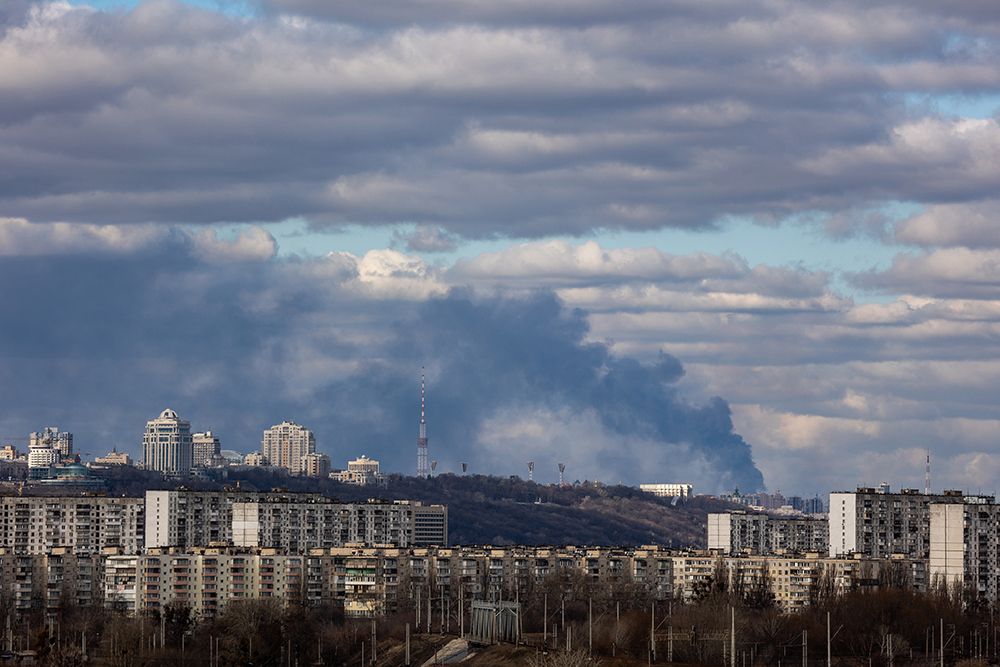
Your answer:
[0,217,168,255]
[851,248,1000,298]
[1,0,1000,236]
[390,225,459,253]
[894,201,1000,247]
[450,239,746,285]
[2,230,1000,493]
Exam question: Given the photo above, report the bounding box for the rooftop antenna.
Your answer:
[925,451,931,495]
[558,462,565,486]
[417,369,428,477]
[526,462,534,482]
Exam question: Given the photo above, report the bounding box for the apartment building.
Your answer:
[830,487,967,558]
[0,547,103,618]
[105,543,925,620]
[0,494,143,555]
[261,421,315,475]
[148,489,448,550]
[233,498,447,549]
[929,495,1000,600]
[192,431,221,468]
[708,511,829,555]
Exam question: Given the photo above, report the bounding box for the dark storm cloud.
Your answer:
[0,239,763,491]
[3,0,1000,236]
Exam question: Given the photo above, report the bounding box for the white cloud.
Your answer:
[190,226,277,263]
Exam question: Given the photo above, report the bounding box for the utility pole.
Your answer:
[589,598,593,656]
[732,607,736,667]
[544,593,548,650]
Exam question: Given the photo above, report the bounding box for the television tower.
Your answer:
[925,452,931,495]
[417,369,429,477]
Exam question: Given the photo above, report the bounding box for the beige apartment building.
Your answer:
[104,544,924,620]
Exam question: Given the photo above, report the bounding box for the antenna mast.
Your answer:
[925,452,931,495]
[417,369,429,477]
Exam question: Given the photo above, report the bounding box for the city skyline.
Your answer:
[2,0,1000,494]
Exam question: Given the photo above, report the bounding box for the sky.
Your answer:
[3,0,1000,496]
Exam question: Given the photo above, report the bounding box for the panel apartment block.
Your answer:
[0,548,102,617]
[929,496,1000,600]
[148,489,448,550]
[103,544,927,619]
[0,495,143,555]
[830,487,967,558]
[233,498,447,550]
[708,511,828,555]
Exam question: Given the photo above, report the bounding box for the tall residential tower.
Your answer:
[261,420,315,475]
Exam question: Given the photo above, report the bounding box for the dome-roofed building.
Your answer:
[143,408,193,475]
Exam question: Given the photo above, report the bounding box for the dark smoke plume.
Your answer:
[320,290,765,492]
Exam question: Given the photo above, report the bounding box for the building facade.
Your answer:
[830,487,966,558]
[708,512,828,555]
[104,544,924,621]
[147,489,448,550]
[640,483,694,499]
[261,421,315,475]
[142,409,194,475]
[0,495,143,555]
[192,431,221,468]
[929,496,1000,600]
[301,452,331,477]
[31,427,73,459]
[331,455,388,487]
[94,447,132,466]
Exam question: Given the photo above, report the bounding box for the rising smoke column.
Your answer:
[325,289,765,492]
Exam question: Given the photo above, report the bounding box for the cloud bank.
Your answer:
[2,0,1000,237]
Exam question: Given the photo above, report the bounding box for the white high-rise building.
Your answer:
[261,420,315,475]
[143,409,193,474]
[30,427,72,458]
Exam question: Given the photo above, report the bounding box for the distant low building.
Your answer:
[640,483,693,499]
[244,451,264,466]
[94,447,132,466]
[331,455,387,487]
[0,445,21,461]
